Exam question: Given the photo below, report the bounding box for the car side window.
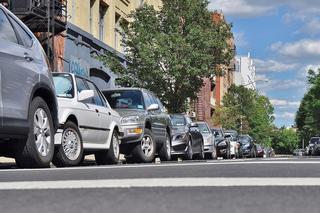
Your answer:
[7,15,33,48]
[86,81,105,107]
[0,9,18,44]
[143,92,152,108]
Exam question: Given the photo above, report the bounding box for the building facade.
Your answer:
[8,0,162,90]
[234,52,256,89]
[192,11,236,127]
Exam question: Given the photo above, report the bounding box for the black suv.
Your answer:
[102,88,172,163]
[0,5,58,168]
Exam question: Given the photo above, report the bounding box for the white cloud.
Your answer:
[257,79,306,92]
[233,32,248,47]
[275,112,296,119]
[209,0,320,17]
[208,0,273,17]
[270,39,320,59]
[270,99,300,107]
[300,18,320,35]
[254,59,297,73]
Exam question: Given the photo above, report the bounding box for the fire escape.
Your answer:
[9,0,67,70]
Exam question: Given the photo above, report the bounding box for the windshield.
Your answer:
[212,129,223,137]
[239,136,250,144]
[310,138,320,144]
[53,74,74,98]
[170,115,186,126]
[103,90,145,110]
[198,123,210,134]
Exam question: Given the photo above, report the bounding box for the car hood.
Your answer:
[113,109,147,117]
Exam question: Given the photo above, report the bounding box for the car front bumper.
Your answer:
[120,124,144,144]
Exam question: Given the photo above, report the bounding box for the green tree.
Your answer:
[271,128,299,154]
[99,0,233,112]
[214,85,274,146]
[296,69,320,142]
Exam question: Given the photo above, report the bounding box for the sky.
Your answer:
[209,0,320,127]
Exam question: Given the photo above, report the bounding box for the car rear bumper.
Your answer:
[204,145,214,153]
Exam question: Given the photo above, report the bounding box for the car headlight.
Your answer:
[121,116,140,124]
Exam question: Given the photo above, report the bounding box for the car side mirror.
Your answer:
[78,90,94,102]
[147,104,159,111]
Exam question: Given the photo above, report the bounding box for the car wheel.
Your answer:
[184,139,193,160]
[52,121,83,167]
[132,129,156,163]
[159,132,172,161]
[212,147,217,160]
[95,131,120,165]
[196,141,205,160]
[15,97,54,168]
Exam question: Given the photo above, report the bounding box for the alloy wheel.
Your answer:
[141,135,154,157]
[62,129,81,161]
[112,133,120,159]
[33,108,51,157]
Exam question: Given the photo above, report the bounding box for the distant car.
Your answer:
[102,88,172,163]
[255,144,265,158]
[224,130,241,158]
[0,5,58,168]
[211,128,230,159]
[52,73,123,167]
[293,148,306,157]
[306,137,320,156]
[169,114,204,160]
[195,122,215,159]
[264,147,275,158]
[238,135,257,158]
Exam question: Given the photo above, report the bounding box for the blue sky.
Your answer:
[209,0,320,127]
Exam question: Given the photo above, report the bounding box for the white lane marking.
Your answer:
[0,159,319,172]
[0,178,320,190]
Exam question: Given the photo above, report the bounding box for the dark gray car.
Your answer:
[0,5,58,168]
[102,88,172,163]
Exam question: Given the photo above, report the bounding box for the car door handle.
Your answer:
[108,112,111,115]
[24,53,33,62]
[95,109,99,113]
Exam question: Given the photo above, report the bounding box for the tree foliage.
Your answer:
[271,128,299,154]
[98,0,233,112]
[296,69,320,142]
[213,85,274,146]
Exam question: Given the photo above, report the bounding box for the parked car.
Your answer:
[238,135,257,158]
[263,147,275,158]
[224,130,241,158]
[293,148,306,157]
[255,144,265,158]
[195,122,215,159]
[102,88,172,163]
[306,137,320,156]
[0,5,58,168]
[211,128,230,159]
[52,73,122,167]
[169,114,204,160]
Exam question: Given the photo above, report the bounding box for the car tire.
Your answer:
[184,139,193,160]
[212,147,217,160]
[52,121,83,167]
[132,129,156,163]
[95,130,120,165]
[159,132,172,161]
[15,97,55,168]
[196,141,205,160]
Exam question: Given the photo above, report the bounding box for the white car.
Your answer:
[52,73,122,167]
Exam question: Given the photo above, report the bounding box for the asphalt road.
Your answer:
[1,157,320,213]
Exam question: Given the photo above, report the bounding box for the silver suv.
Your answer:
[0,5,58,168]
[103,88,172,163]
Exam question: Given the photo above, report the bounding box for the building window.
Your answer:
[115,13,121,50]
[99,4,107,41]
[89,0,95,34]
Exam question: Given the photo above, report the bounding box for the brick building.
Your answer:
[191,11,236,127]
